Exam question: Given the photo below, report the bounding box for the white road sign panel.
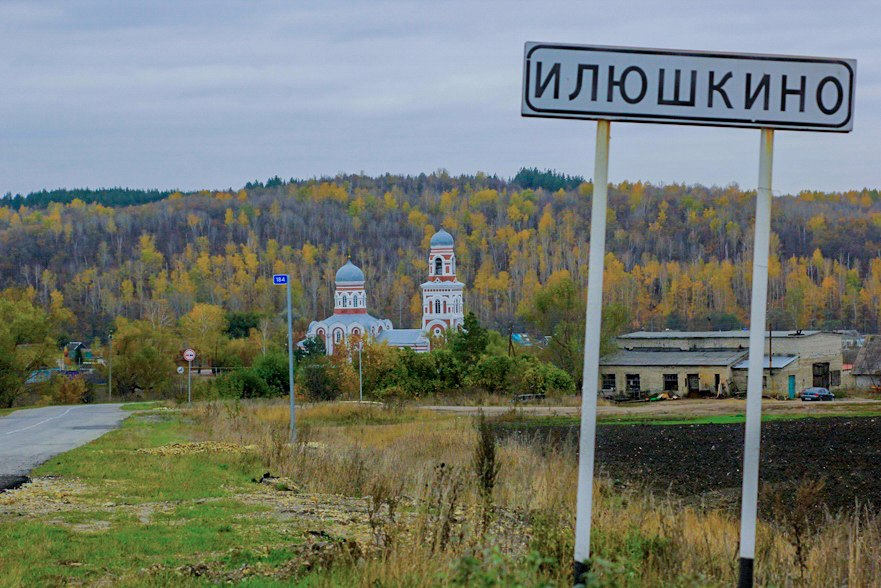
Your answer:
[183,348,196,362]
[522,43,855,132]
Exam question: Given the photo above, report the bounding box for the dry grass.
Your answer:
[191,399,881,587]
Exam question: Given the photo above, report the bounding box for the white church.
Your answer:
[303,228,465,355]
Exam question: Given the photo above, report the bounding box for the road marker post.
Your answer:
[521,42,855,586]
[274,274,297,443]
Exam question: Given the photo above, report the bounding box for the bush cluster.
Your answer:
[207,313,575,402]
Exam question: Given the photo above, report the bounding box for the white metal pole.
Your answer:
[286,280,296,443]
[108,334,112,401]
[187,359,192,406]
[738,127,774,588]
[573,118,610,585]
[358,343,363,403]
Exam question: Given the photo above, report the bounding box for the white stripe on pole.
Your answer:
[573,119,610,584]
[737,127,774,588]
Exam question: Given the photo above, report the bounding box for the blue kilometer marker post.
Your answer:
[273,274,296,442]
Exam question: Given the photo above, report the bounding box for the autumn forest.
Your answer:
[3,170,881,348]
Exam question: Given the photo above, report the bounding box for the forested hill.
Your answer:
[2,170,881,341]
[2,188,174,209]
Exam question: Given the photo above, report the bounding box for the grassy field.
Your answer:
[1,401,879,586]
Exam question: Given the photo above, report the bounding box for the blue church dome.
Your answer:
[335,260,365,283]
[430,229,454,247]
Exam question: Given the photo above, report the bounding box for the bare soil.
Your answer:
[499,416,881,512]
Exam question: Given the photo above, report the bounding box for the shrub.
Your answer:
[298,357,343,401]
[213,368,271,399]
[253,351,289,395]
[469,356,516,395]
[517,359,575,396]
[58,376,89,404]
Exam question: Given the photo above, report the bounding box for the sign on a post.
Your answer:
[272,272,297,442]
[183,348,196,362]
[522,43,855,131]
[522,41,856,588]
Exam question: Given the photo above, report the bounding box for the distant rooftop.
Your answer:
[377,329,429,346]
[732,355,799,370]
[620,330,821,340]
[601,349,747,367]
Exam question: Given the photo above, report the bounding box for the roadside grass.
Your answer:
[120,401,164,411]
[0,412,300,587]
[193,399,881,586]
[4,399,881,586]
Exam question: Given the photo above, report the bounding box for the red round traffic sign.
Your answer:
[183,348,196,362]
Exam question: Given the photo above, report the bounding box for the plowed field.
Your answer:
[500,417,881,512]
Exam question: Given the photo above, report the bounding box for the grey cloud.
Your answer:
[1,0,879,195]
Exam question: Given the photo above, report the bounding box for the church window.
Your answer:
[343,295,348,308]
[435,300,441,314]
[334,330,342,343]
[434,257,443,275]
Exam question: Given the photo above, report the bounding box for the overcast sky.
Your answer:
[1,0,878,196]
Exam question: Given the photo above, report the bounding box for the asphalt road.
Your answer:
[0,404,127,490]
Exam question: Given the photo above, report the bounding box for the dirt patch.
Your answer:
[0,477,91,515]
[499,416,881,512]
[136,442,255,456]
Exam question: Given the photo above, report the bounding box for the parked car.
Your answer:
[800,387,835,401]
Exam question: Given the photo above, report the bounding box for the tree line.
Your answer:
[3,171,881,350]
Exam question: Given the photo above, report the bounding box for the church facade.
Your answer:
[304,229,464,355]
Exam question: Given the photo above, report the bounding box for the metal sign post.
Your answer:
[738,128,774,587]
[274,274,297,443]
[573,118,610,585]
[522,42,856,587]
[183,348,196,405]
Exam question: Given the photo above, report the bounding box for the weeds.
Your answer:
[473,410,500,530]
[187,400,881,587]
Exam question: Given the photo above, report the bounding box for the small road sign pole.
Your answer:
[738,128,774,588]
[274,274,296,443]
[108,334,112,401]
[183,348,196,405]
[285,278,296,444]
[573,118,611,585]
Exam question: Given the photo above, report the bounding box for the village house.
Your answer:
[600,330,843,398]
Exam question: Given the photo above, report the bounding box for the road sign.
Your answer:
[522,43,856,132]
[522,41,857,588]
[183,348,196,362]
[271,273,297,441]
[177,366,185,375]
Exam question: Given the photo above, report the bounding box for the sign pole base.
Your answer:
[738,557,755,588]
[573,560,590,587]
